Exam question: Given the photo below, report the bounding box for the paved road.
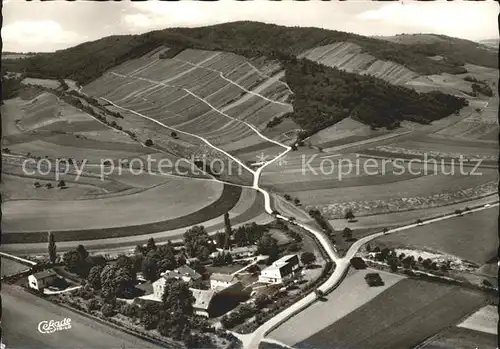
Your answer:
[2,284,165,349]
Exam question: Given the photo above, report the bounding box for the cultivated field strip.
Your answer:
[295,279,487,349]
[269,269,406,346]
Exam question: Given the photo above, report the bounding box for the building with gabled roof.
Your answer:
[28,269,58,290]
[190,288,216,317]
[210,272,238,290]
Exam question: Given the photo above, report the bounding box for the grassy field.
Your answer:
[457,305,498,335]
[3,177,225,233]
[1,257,30,277]
[269,269,405,346]
[296,279,488,349]
[375,207,498,265]
[2,183,242,243]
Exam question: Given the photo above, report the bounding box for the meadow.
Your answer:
[375,207,498,265]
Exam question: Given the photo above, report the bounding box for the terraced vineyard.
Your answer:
[83,48,295,161]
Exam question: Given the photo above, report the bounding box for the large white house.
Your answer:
[258,254,300,285]
[28,269,57,290]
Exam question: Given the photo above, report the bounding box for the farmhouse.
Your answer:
[210,245,258,259]
[259,254,300,285]
[210,273,238,290]
[28,269,57,290]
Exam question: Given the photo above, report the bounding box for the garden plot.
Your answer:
[269,269,405,347]
[2,177,224,233]
[375,207,498,265]
[295,279,487,349]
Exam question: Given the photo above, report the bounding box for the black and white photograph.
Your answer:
[1,1,498,349]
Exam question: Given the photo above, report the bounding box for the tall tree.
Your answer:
[223,213,232,250]
[146,237,157,253]
[48,231,57,264]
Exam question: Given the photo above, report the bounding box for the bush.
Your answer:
[101,303,115,317]
[145,139,154,147]
[87,298,100,312]
[120,303,139,318]
[365,273,384,287]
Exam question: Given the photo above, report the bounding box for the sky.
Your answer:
[2,0,498,53]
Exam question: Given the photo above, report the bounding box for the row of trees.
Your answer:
[366,245,450,273]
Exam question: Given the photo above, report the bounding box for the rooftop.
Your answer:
[190,288,215,310]
[31,269,57,279]
[272,254,298,267]
[161,265,201,280]
[210,273,237,283]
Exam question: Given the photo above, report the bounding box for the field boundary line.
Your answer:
[0,252,37,266]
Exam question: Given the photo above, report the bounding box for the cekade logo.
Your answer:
[37,318,72,334]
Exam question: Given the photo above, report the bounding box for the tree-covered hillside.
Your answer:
[284,58,468,134]
[5,21,493,86]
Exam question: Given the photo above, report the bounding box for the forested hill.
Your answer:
[4,21,496,86]
[2,21,470,131]
[284,58,467,135]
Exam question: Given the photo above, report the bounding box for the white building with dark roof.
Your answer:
[28,269,57,290]
[258,254,300,285]
[209,245,258,259]
[210,273,238,291]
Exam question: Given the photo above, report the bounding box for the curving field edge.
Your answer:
[3,184,243,244]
